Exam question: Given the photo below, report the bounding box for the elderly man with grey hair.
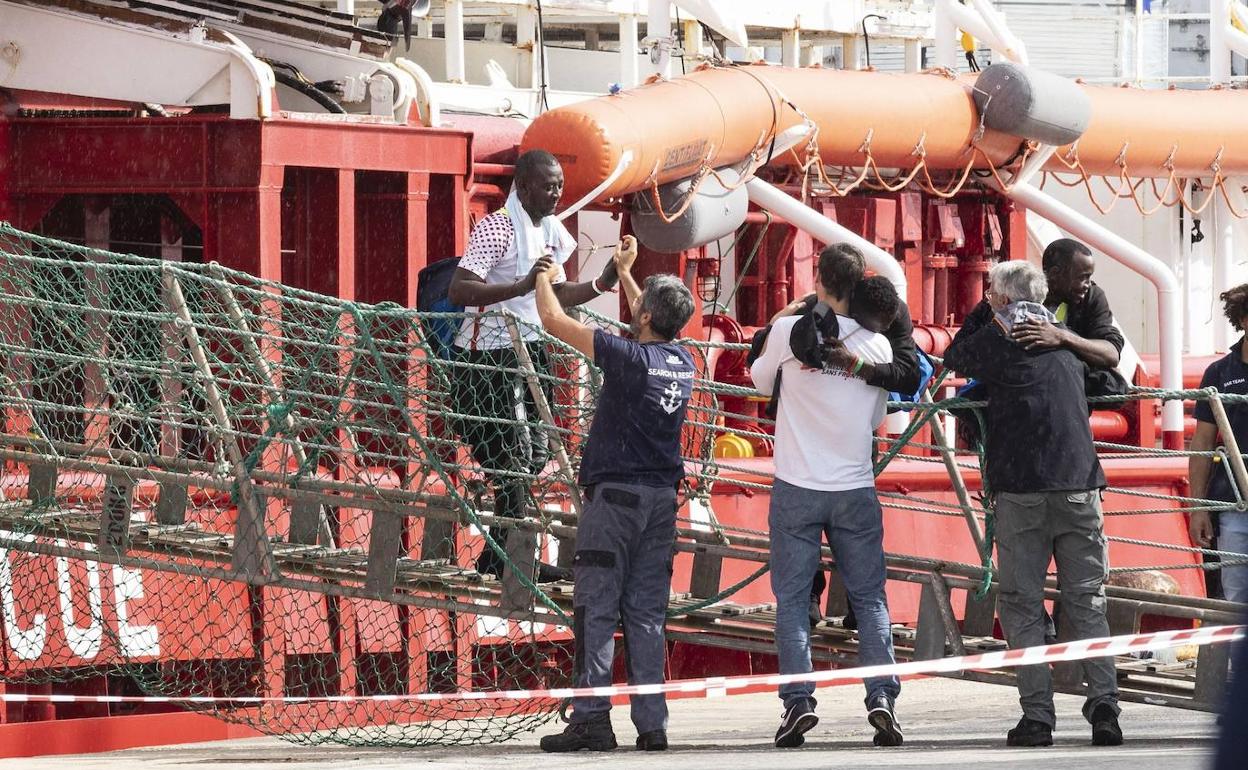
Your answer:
[944,260,1122,749]
[533,236,696,753]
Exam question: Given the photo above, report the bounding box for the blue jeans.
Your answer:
[1221,518,1248,604]
[769,479,900,709]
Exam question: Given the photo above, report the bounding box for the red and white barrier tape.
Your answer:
[2,624,1240,705]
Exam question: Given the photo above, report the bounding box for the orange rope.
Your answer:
[637,68,1248,222]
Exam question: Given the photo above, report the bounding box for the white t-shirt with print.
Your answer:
[749,314,893,491]
[453,210,568,350]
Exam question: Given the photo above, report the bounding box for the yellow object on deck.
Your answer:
[714,433,755,459]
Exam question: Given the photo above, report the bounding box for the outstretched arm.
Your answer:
[551,258,619,307]
[861,302,921,393]
[448,255,552,307]
[1013,287,1122,368]
[1013,320,1121,368]
[614,236,642,308]
[535,266,595,361]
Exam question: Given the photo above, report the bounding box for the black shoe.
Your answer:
[1006,717,1054,747]
[775,699,818,748]
[537,561,572,583]
[808,597,823,627]
[636,730,668,751]
[476,548,503,579]
[540,718,618,752]
[1090,704,1123,746]
[866,695,903,747]
[477,549,570,584]
[810,572,826,628]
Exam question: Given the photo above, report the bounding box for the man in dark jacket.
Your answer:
[770,283,922,397]
[962,238,1124,368]
[944,260,1122,749]
[535,237,696,753]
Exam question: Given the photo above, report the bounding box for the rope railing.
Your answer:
[0,222,1241,748]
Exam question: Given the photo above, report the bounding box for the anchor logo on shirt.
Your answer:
[660,380,684,414]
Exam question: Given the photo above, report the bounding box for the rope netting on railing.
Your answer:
[0,222,1242,746]
[0,223,724,746]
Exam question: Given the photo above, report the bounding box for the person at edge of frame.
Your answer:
[1187,283,1248,603]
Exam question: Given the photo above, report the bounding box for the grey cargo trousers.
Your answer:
[995,489,1121,728]
[569,481,677,734]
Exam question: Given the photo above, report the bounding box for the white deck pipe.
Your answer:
[619,13,640,88]
[1005,181,1185,449]
[219,32,275,119]
[969,0,1029,64]
[393,58,441,126]
[744,178,907,299]
[1211,0,1233,84]
[934,0,1029,67]
[1215,196,1235,351]
[1227,2,1248,61]
[933,0,959,69]
[648,0,672,78]
[444,0,466,83]
[745,178,910,434]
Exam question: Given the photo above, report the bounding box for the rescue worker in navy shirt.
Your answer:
[534,235,696,753]
[1187,283,1248,604]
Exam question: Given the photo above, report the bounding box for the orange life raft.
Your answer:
[521,64,1248,205]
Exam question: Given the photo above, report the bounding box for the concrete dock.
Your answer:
[8,677,1222,770]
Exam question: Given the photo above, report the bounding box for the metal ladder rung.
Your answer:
[27,508,93,523]
[707,602,775,617]
[148,529,229,545]
[394,558,481,580]
[396,557,453,570]
[283,547,359,562]
[133,523,203,540]
[962,635,1009,652]
[272,543,330,557]
[278,549,368,571]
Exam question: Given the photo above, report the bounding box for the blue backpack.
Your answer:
[889,349,936,409]
[416,257,464,359]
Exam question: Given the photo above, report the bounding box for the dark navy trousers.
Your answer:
[570,481,677,734]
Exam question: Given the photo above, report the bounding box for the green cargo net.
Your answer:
[0,223,720,746]
[0,222,1242,745]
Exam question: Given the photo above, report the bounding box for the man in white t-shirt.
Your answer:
[446,150,622,583]
[750,244,903,749]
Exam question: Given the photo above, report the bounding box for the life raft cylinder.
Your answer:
[972,62,1091,147]
[630,166,749,254]
[521,64,1023,205]
[522,63,1248,206]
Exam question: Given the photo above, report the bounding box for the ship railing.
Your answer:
[0,222,1241,743]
